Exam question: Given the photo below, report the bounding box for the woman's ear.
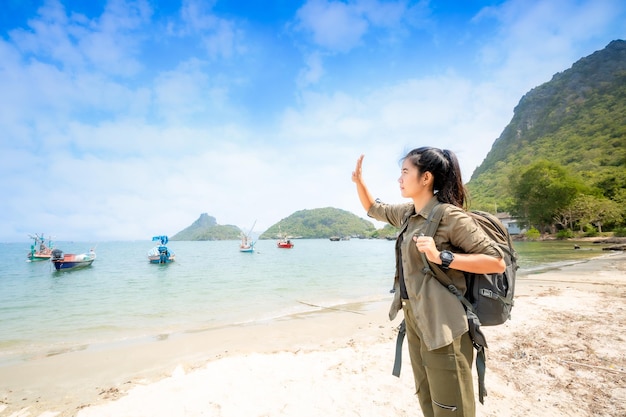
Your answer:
[422,171,433,186]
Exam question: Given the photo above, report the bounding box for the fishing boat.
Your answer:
[26,233,54,261]
[51,248,96,271]
[239,221,256,253]
[276,226,294,248]
[240,235,255,252]
[277,237,294,249]
[148,235,176,264]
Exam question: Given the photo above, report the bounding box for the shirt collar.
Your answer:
[415,195,441,219]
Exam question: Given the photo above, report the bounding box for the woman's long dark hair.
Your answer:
[403,147,467,209]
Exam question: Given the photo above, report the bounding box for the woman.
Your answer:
[352,148,505,417]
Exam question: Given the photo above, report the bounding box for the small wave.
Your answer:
[518,257,599,275]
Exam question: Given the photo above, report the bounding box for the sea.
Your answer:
[0,238,611,367]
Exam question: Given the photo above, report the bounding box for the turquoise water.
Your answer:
[0,239,609,365]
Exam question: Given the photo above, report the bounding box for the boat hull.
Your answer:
[148,255,176,264]
[27,253,52,262]
[53,259,95,271]
[277,242,294,249]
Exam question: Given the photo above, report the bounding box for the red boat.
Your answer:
[276,226,294,248]
[277,238,294,249]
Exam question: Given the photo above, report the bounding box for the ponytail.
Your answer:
[403,147,467,209]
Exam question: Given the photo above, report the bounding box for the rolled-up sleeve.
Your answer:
[367,201,413,229]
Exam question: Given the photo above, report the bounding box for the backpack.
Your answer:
[392,203,519,404]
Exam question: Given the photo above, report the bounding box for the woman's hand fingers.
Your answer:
[413,235,435,253]
[352,154,364,183]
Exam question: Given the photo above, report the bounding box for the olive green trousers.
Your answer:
[403,301,475,417]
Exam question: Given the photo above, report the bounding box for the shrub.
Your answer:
[583,224,598,237]
[525,227,541,240]
[556,229,575,239]
[613,227,626,237]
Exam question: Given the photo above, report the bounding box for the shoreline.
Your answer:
[1,251,625,417]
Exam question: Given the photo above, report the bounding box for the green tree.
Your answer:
[512,160,585,231]
[569,194,623,232]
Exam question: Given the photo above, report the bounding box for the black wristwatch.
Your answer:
[439,250,454,269]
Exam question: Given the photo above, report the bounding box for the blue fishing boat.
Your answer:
[148,235,176,264]
[239,234,255,252]
[239,221,256,253]
[51,248,96,271]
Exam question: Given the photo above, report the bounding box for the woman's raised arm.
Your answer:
[352,154,375,212]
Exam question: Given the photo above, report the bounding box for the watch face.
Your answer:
[440,250,454,268]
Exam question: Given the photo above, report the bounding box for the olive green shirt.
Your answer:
[368,196,503,350]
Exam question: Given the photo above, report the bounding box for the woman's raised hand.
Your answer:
[352,154,365,184]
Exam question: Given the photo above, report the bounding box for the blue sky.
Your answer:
[1,0,625,242]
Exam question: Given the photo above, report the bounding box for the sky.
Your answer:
[1,0,625,243]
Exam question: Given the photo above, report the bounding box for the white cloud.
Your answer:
[357,0,408,27]
[281,71,508,186]
[179,0,219,32]
[9,0,149,76]
[294,0,419,53]
[178,0,245,59]
[297,51,325,88]
[294,0,370,52]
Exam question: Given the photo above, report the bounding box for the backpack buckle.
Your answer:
[479,288,497,299]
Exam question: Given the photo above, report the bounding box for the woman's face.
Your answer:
[398,158,424,199]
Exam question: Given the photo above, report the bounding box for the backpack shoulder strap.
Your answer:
[419,203,453,286]
[422,202,445,236]
[392,319,406,377]
[419,204,475,311]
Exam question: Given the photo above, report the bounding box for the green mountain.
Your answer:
[170,213,241,241]
[259,207,376,239]
[467,39,626,216]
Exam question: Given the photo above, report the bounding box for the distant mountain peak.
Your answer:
[193,213,217,227]
[171,213,240,241]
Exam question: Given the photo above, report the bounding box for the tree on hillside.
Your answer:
[511,160,586,232]
[568,194,623,232]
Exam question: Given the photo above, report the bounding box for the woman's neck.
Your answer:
[412,192,435,213]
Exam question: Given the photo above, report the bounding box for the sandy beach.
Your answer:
[1,251,625,417]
